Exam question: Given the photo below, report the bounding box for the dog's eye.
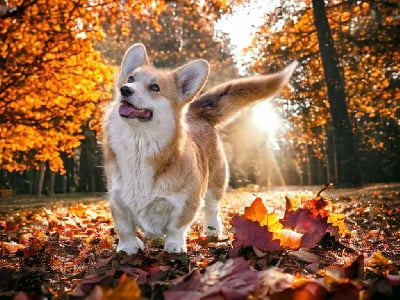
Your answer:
[127,76,134,83]
[149,84,160,92]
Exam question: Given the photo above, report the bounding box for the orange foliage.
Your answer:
[0,0,239,173]
[245,0,399,161]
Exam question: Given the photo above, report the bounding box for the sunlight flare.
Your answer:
[252,101,281,135]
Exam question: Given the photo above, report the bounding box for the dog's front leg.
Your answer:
[163,205,191,253]
[163,199,200,253]
[164,226,187,253]
[110,190,144,254]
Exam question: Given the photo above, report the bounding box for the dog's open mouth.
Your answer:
[119,101,153,121]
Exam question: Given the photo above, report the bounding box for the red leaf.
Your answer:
[2,221,19,233]
[271,282,327,300]
[282,208,328,248]
[230,215,282,257]
[325,255,364,280]
[164,257,259,300]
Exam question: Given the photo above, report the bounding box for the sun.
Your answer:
[252,101,281,135]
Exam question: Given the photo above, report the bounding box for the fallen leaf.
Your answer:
[273,229,303,250]
[244,197,283,232]
[164,257,259,300]
[323,255,364,281]
[283,208,328,249]
[367,251,398,275]
[1,241,25,253]
[98,274,140,300]
[270,281,327,300]
[251,267,295,299]
[230,216,282,257]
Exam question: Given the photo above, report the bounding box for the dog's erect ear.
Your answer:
[174,59,209,102]
[119,43,149,84]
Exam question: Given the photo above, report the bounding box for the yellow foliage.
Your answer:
[1,0,235,173]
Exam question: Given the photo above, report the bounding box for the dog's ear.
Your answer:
[174,59,209,102]
[119,43,149,84]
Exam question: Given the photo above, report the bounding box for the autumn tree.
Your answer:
[246,0,399,184]
[311,0,361,185]
[0,0,171,193]
[0,0,241,193]
[0,0,113,175]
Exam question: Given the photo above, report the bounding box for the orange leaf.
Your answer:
[273,229,303,250]
[1,242,25,253]
[244,197,283,232]
[99,275,141,300]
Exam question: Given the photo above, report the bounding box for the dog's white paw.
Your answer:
[163,242,187,254]
[116,237,144,255]
[164,234,186,253]
[203,216,222,236]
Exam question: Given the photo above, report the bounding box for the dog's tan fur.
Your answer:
[103,43,297,254]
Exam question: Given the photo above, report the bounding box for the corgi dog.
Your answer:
[103,43,297,254]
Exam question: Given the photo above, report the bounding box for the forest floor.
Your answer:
[0,183,399,299]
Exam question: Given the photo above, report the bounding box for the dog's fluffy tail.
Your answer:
[189,62,297,127]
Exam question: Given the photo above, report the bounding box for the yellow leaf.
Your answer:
[99,274,141,300]
[367,251,398,275]
[327,213,349,236]
[244,197,283,232]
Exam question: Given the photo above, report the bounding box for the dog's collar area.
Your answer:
[119,100,153,121]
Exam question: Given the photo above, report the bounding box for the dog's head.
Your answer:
[117,44,209,124]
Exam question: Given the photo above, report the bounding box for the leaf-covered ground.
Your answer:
[1,184,399,299]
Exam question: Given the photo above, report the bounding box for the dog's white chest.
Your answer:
[107,114,177,236]
[111,129,157,205]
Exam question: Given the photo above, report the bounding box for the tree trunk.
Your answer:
[37,162,46,196]
[311,0,361,186]
[49,171,55,195]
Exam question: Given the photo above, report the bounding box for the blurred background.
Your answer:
[0,0,399,195]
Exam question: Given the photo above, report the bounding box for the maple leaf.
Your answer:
[73,271,118,297]
[230,216,282,257]
[87,274,141,300]
[244,197,283,232]
[164,257,259,300]
[270,281,328,300]
[243,197,304,250]
[321,255,364,284]
[251,267,295,299]
[283,208,330,249]
[302,195,332,218]
[327,213,349,236]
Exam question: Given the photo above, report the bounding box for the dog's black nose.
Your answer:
[120,85,134,97]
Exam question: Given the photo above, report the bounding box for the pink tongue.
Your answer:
[119,103,151,118]
[119,103,135,117]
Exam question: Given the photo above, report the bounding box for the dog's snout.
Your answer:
[120,85,134,97]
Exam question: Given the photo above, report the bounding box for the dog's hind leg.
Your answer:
[202,142,228,236]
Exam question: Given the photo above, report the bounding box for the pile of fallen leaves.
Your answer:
[1,185,400,299]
